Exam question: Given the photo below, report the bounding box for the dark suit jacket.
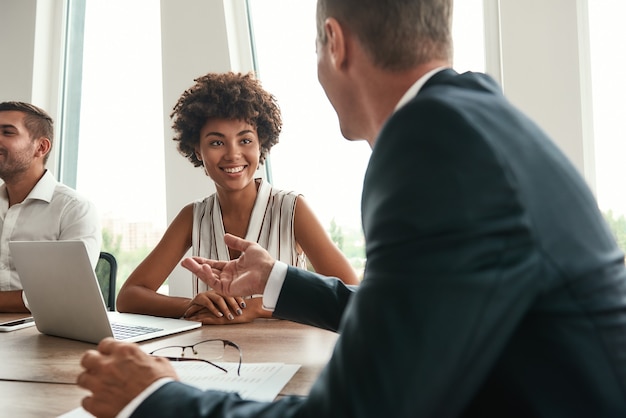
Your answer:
[134,69,626,417]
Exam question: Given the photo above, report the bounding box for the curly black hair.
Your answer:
[171,72,282,167]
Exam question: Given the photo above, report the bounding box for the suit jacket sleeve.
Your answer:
[273,266,356,332]
[132,383,305,418]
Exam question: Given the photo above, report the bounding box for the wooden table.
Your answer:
[0,314,338,418]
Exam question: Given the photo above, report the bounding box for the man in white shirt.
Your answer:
[0,101,101,312]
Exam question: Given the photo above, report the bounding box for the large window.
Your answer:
[59,0,485,286]
[246,0,485,276]
[68,0,166,285]
[587,1,626,249]
[46,1,626,291]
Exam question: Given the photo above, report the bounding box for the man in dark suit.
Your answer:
[77,0,626,416]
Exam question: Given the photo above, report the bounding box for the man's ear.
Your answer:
[324,17,347,71]
[35,137,51,159]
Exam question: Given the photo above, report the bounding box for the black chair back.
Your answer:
[95,252,117,311]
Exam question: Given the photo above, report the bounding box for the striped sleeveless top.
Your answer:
[191,178,306,295]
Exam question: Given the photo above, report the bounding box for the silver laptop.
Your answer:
[9,240,201,344]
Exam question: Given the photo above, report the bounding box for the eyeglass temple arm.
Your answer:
[223,341,243,373]
[161,356,228,373]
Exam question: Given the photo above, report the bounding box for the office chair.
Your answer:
[95,252,118,311]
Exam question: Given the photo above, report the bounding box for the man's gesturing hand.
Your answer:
[181,233,275,297]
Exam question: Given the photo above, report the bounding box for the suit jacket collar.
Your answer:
[394,67,451,112]
[420,67,459,90]
[419,68,502,97]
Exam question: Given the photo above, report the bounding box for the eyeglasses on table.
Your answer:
[149,338,242,376]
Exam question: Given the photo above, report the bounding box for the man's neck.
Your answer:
[4,168,46,207]
[356,60,450,147]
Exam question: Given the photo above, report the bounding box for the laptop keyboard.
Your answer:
[111,322,163,340]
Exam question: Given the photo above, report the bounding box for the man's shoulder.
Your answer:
[385,71,507,135]
[421,69,501,95]
[51,182,93,206]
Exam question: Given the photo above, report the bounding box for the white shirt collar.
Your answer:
[24,170,57,203]
[0,169,56,209]
[394,66,449,113]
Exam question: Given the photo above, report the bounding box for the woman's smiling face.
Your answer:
[195,118,261,192]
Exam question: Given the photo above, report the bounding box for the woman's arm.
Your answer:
[116,204,195,318]
[293,197,360,285]
[117,204,254,323]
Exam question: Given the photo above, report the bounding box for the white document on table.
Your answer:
[172,361,300,401]
[58,362,301,417]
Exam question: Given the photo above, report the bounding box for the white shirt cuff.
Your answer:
[262,261,288,311]
[115,377,174,418]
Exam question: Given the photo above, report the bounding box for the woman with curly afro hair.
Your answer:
[117,72,358,324]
